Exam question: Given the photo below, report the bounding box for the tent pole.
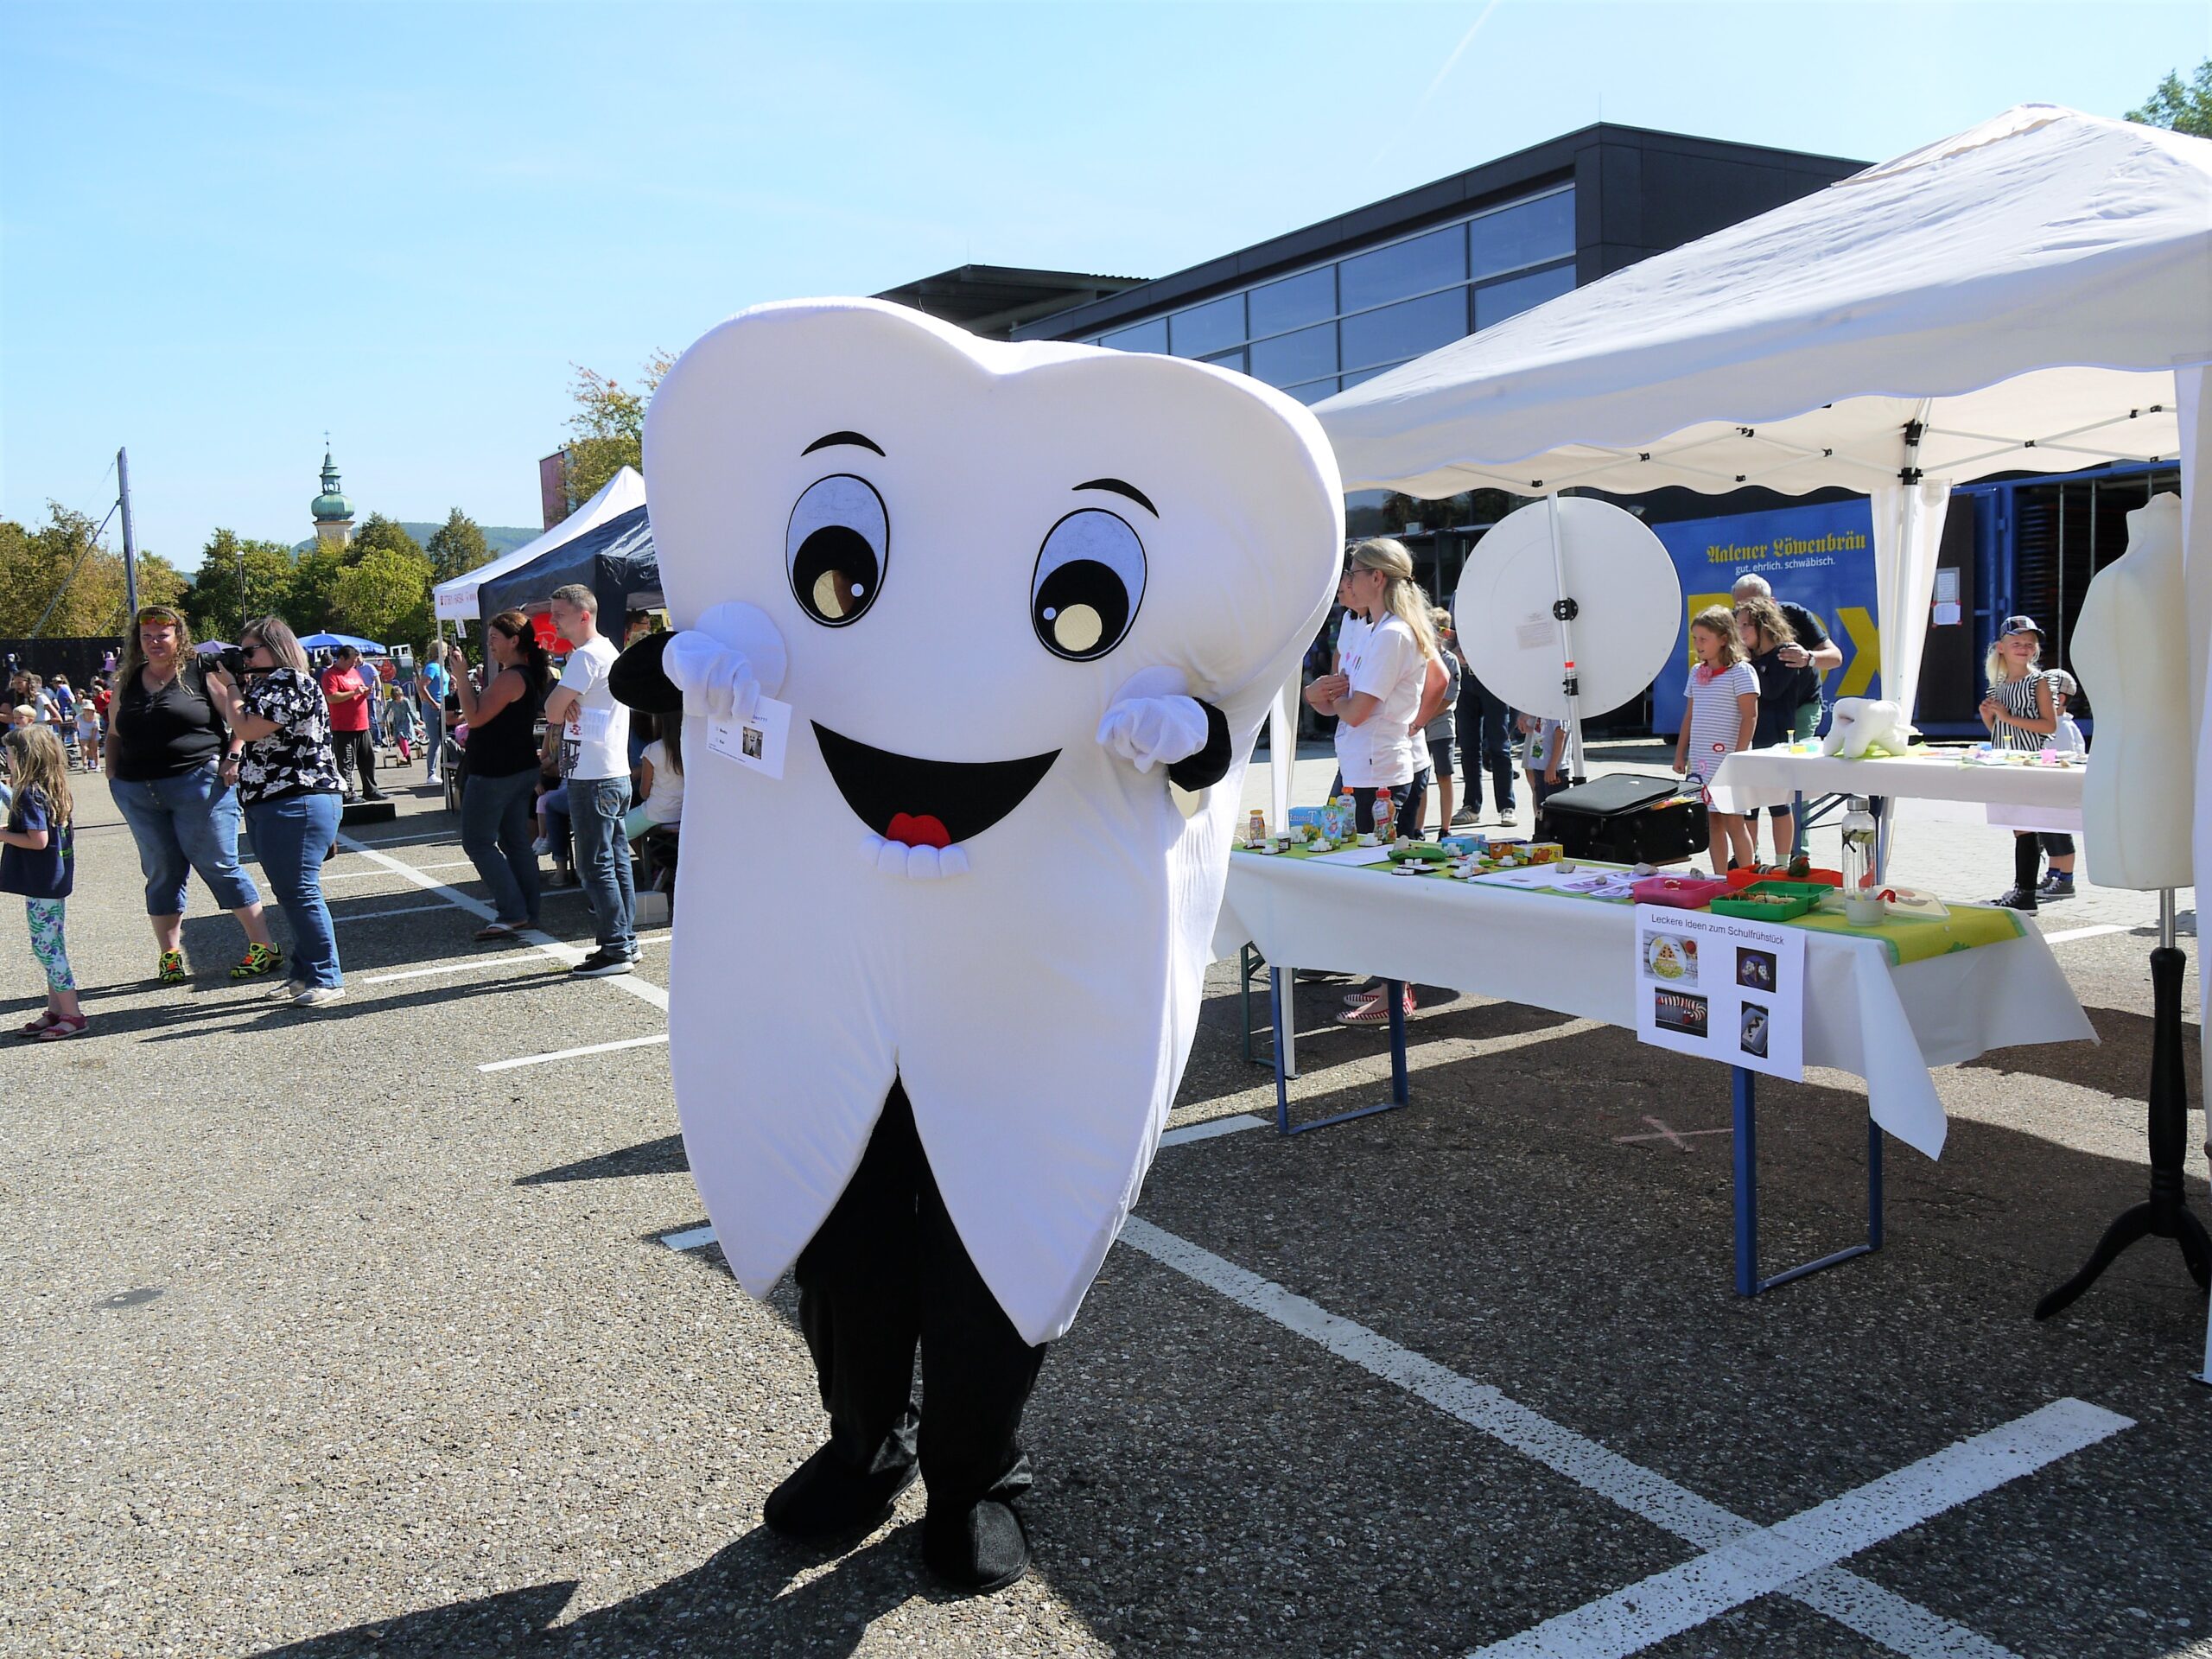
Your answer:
[1543,492,1587,785]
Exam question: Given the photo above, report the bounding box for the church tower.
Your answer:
[310,445,355,549]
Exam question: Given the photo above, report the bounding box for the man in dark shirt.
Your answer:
[1733,573,1842,740]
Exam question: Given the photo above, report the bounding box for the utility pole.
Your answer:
[118,448,140,616]
[238,537,247,640]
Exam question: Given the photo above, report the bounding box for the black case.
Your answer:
[1537,774,1710,865]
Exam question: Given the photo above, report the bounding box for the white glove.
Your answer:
[660,630,760,722]
[1096,694,1208,774]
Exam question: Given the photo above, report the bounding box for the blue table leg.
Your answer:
[1273,970,1412,1136]
[1732,1065,1886,1294]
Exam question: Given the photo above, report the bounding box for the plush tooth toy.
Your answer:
[1820,696,1914,760]
[609,299,1342,1593]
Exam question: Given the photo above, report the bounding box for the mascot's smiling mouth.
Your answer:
[814,722,1058,849]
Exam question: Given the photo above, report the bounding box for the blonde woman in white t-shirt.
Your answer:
[1301,539,1448,1025]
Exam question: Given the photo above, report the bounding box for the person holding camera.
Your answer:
[207,616,346,1007]
[106,606,279,983]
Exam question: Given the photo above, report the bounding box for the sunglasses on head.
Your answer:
[137,607,181,624]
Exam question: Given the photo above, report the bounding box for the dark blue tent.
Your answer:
[474,505,658,625]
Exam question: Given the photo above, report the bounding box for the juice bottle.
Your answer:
[1372,789,1392,840]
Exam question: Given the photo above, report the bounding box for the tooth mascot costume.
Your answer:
[609,299,1342,1592]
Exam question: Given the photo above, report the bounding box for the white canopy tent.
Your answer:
[1311,105,2211,736]
[432,465,647,623]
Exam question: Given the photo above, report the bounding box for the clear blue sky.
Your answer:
[4,1,2205,571]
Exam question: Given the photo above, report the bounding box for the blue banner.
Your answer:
[1648,499,1882,734]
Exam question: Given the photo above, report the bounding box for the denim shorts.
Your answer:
[111,760,261,915]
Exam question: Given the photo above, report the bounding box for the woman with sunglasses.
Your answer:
[105,606,280,983]
[209,617,346,1007]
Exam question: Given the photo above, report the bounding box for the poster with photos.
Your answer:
[1632,905,1805,1080]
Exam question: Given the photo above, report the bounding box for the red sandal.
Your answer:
[1336,987,1415,1026]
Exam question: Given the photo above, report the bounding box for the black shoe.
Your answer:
[1992,887,2038,912]
[362,790,388,802]
[763,1442,918,1541]
[569,947,636,977]
[2037,873,2075,900]
[921,1499,1030,1594]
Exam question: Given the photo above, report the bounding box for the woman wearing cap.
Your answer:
[105,606,282,982]
[1979,614,2059,910]
[1302,538,1447,1024]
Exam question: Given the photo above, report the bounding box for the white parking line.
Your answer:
[659,1224,717,1252]
[335,832,668,1013]
[335,903,454,923]
[480,1033,671,1072]
[1117,1217,2048,1659]
[2042,924,2126,945]
[361,941,658,986]
[1467,1400,2130,1659]
[1158,1113,1269,1147]
[346,829,461,848]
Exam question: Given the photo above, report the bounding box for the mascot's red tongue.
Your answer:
[887,812,951,849]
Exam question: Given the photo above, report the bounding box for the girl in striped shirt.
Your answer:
[1979,615,2058,910]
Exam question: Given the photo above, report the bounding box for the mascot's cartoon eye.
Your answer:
[787,474,887,626]
[1031,509,1145,662]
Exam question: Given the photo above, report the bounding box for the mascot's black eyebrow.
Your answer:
[1073,478,1157,518]
[803,431,886,457]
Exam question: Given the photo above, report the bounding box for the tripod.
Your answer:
[2036,890,2209,1319]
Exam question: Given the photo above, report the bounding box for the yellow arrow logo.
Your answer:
[1837,605,1880,697]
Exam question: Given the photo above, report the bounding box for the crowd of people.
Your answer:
[0,585,690,1039]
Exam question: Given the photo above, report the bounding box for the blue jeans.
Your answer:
[112,761,261,916]
[569,776,634,957]
[462,767,543,926]
[1456,676,1516,816]
[244,792,343,988]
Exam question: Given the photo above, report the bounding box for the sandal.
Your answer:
[229,943,284,981]
[156,948,188,985]
[474,922,520,941]
[15,1011,56,1037]
[36,1016,88,1041]
[1336,987,1416,1027]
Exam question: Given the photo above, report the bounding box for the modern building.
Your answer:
[880,124,2177,734]
[309,448,354,549]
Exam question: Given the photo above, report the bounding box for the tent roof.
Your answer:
[1315,106,2212,498]
[433,466,645,619]
[474,503,657,621]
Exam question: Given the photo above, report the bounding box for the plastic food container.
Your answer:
[1725,865,1841,891]
[1710,879,1827,920]
[1631,874,1731,909]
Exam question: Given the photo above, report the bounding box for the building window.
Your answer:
[1338,224,1467,314]
[1102,318,1168,353]
[1170,293,1246,359]
[1284,377,1340,405]
[1469,190,1575,282]
[1202,347,1249,373]
[1341,289,1468,372]
[1474,262,1574,330]
[1249,321,1338,388]
[1249,266,1336,338]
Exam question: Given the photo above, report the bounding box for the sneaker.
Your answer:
[1992,888,2038,912]
[230,942,285,980]
[1451,807,1478,826]
[156,948,188,985]
[570,948,637,978]
[293,986,346,1008]
[2037,872,2075,900]
[270,976,308,1001]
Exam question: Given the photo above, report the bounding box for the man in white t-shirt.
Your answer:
[543,583,635,976]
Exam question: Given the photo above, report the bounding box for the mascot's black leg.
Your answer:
[768,1092,925,1541]
[912,1122,1048,1595]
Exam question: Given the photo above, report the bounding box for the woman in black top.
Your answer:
[213,615,348,1007]
[454,609,551,938]
[105,606,279,983]
[1734,597,1816,869]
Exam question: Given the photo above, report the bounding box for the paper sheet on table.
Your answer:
[1470,864,1570,889]
[1307,845,1395,867]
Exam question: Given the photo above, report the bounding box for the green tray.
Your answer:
[1709,879,1825,921]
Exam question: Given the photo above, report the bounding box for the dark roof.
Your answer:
[873,264,1147,340]
[1013,122,1866,342]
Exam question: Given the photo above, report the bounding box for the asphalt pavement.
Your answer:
[4,756,2209,1658]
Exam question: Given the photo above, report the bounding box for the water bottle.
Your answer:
[1840,796,1878,894]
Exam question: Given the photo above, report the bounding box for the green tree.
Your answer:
[0,503,158,637]
[331,544,434,646]
[349,512,427,565]
[557,351,673,518]
[424,507,492,585]
[184,530,296,640]
[2126,59,2212,137]
[285,543,351,629]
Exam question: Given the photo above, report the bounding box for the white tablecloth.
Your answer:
[1214,854,2095,1160]
[1711,747,2085,816]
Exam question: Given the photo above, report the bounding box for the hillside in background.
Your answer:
[290,523,541,559]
